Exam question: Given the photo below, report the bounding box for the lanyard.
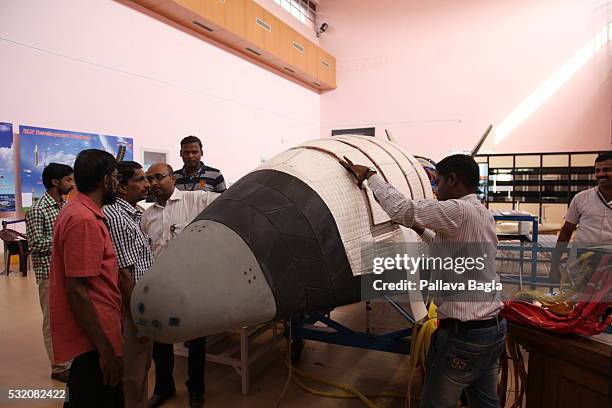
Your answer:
[186,165,205,191]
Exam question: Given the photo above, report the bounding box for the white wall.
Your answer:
[319,0,611,160]
[1,0,609,219]
[0,0,320,189]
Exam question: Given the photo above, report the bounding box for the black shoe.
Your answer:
[189,392,204,408]
[146,391,175,408]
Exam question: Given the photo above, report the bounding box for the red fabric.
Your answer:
[501,254,612,336]
[49,193,122,363]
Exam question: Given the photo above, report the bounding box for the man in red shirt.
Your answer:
[50,149,123,407]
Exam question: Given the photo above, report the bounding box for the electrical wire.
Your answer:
[274,320,408,408]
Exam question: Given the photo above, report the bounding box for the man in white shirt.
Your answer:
[141,163,218,408]
[341,154,504,408]
[552,151,612,281]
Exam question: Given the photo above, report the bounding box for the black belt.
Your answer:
[439,316,501,331]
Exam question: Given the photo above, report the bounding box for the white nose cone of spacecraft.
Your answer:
[131,220,277,343]
[132,136,433,342]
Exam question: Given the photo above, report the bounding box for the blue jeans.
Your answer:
[420,318,506,408]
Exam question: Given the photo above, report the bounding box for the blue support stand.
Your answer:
[287,297,415,362]
[493,214,540,289]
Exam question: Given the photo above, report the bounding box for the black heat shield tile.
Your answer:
[195,170,361,318]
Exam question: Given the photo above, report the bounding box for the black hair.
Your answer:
[117,161,143,185]
[595,151,612,163]
[436,154,480,191]
[42,163,73,190]
[74,149,117,193]
[180,135,202,150]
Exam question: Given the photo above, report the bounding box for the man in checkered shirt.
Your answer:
[25,163,75,382]
[103,160,154,408]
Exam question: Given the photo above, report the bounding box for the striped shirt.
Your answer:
[103,198,153,282]
[141,188,219,257]
[25,192,64,283]
[369,174,502,321]
[174,162,226,192]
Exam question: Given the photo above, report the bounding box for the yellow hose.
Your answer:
[275,321,410,408]
[511,252,594,305]
[405,303,437,408]
[287,358,405,402]
[276,304,440,408]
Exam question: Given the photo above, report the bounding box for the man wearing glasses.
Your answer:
[141,163,218,408]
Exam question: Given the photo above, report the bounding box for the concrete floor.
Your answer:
[0,268,423,408]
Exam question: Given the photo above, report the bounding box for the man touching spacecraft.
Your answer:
[341,154,505,408]
[141,163,218,408]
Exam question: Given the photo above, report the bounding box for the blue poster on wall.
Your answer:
[19,125,133,209]
[0,123,15,212]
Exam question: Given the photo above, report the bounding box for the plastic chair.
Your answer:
[0,220,29,276]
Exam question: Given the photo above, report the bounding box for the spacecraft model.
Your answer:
[132,136,434,343]
[116,144,127,162]
[34,145,39,166]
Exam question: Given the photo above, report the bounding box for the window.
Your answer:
[332,128,375,137]
[273,0,316,28]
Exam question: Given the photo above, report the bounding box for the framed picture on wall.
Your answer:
[141,148,169,203]
[0,123,15,213]
[142,148,168,169]
[19,125,133,210]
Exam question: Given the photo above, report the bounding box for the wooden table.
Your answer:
[508,323,611,408]
[174,322,283,395]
